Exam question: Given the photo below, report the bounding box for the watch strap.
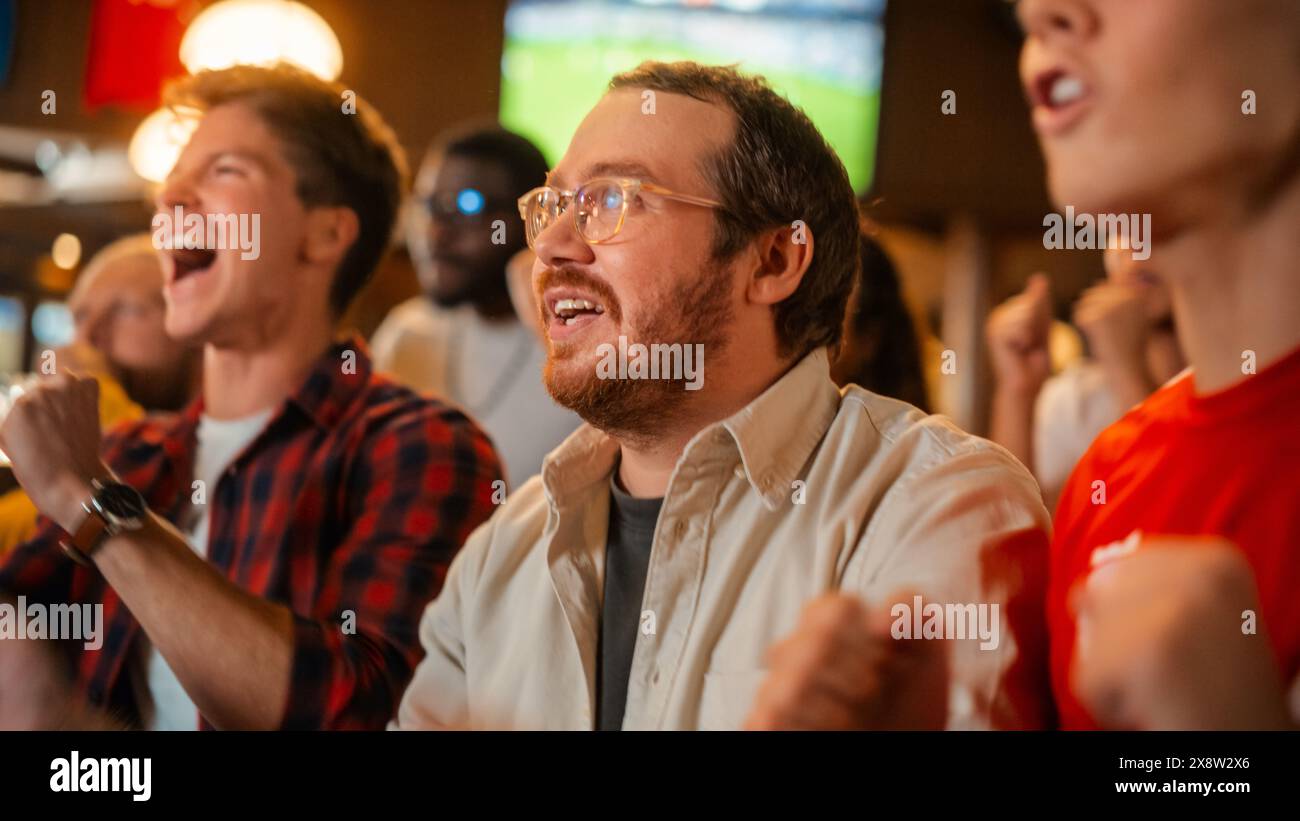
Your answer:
[58,495,109,567]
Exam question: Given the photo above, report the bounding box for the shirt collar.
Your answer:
[542,347,842,512]
[541,424,621,509]
[285,334,375,430]
[718,347,841,510]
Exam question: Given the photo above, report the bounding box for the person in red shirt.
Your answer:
[1018,0,1300,728]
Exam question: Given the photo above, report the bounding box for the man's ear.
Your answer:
[302,206,360,268]
[746,221,814,307]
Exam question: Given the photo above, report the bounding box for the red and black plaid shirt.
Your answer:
[0,336,502,729]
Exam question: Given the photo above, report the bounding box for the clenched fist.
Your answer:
[986,273,1053,395]
[1072,538,1292,730]
[0,371,111,534]
[744,592,949,730]
[1072,282,1149,379]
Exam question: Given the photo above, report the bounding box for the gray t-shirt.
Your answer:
[597,476,663,730]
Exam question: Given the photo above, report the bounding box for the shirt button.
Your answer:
[733,465,745,480]
[652,669,661,685]
[674,520,687,539]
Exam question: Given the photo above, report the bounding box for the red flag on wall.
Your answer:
[82,0,197,111]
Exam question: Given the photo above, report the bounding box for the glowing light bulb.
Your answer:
[180,0,344,81]
[51,233,82,270]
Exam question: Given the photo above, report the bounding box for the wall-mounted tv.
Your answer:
[499,0,886,193]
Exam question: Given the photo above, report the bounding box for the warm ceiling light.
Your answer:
[128,106,201,183]
[51,233,82,270]
[179,0,344,81]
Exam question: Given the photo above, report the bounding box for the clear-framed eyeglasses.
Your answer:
[516,176,723,248]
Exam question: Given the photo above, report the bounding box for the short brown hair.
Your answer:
[609,61,860,359]
[163,63,408,315]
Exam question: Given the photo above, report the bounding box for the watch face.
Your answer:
[95,482,146,520]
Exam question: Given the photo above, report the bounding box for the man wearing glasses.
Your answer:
[393,62,1053,730]
[372,125,579,488]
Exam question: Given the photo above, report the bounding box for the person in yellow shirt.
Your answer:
[0,234,200,554]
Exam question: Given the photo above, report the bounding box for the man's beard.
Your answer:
[542,261,733,446]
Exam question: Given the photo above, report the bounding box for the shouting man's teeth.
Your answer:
[554,298,606,325]
[1049,75,1085,106]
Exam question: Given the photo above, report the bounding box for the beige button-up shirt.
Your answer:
[394,349,1052,730]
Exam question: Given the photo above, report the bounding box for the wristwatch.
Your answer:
[58,478,147,567]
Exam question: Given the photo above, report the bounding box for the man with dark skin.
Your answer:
[373,126,579,488]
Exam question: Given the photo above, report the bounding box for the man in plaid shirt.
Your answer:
[0,64,501,730]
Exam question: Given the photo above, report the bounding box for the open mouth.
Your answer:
[1029,67,1092,135]
[551,297,606,325]
[170,247,217,283]
[544,292,609,341]
[1036,70,1086,109]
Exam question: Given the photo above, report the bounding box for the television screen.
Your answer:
[499,0,886,193]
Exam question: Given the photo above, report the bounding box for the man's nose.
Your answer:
[155,164,199,214]
[1018,0,1098,43]
[423,214,455,248]
[532,206,595,270]
[76,311,112,353]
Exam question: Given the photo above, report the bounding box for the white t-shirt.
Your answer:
[143,408,274,731]
[370,297,580,488]
[1032,361,1122,508]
